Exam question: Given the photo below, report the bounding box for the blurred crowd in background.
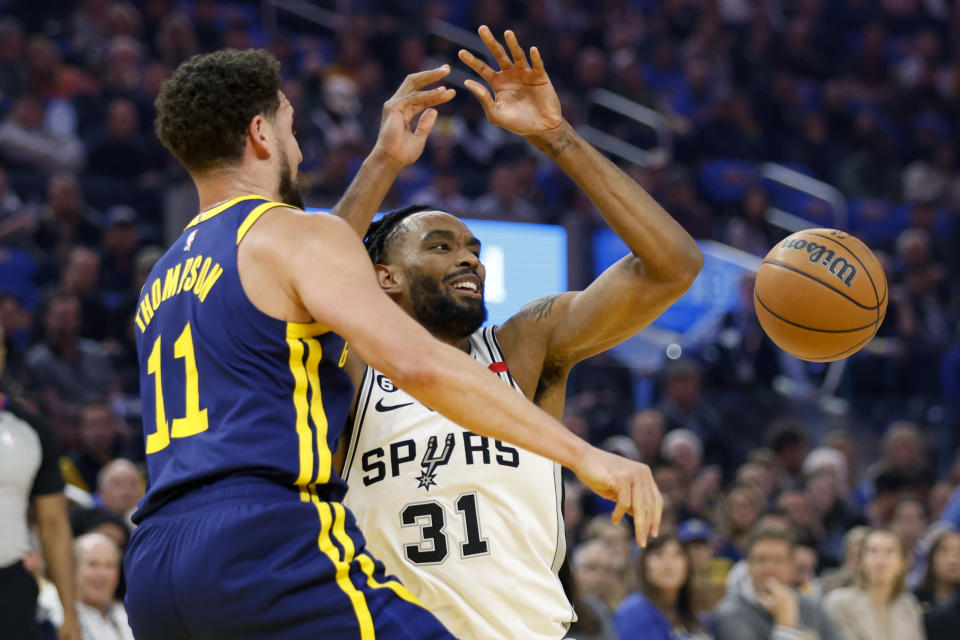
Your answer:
[1,1,960,639]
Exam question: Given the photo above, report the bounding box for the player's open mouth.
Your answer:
[448,275,483,298]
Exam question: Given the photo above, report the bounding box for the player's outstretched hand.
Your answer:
[572,446,662,546]
[458,25,563,137]
[373,65,456,167]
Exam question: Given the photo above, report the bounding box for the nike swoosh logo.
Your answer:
[375,399,414,412]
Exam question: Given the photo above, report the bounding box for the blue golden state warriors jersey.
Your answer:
[132,195,354,521]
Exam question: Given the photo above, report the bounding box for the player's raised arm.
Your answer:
[460,26,703,365]
[245,207,661,545]
[332,66,456,236]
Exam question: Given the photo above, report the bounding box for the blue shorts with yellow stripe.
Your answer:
[125,476,456,640]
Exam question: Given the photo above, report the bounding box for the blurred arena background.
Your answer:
[1,1,959,638]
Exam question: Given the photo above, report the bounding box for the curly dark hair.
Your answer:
[155,49,282,173]
[363,204,450,265]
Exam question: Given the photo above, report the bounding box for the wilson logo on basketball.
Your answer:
[780,238,857,287]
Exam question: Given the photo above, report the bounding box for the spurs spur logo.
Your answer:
[416,434,455,491]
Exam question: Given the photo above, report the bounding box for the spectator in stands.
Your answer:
[629,409,666,467]
[42,533,134,640]
[678,518,726,614]
[890,497,929,563]
[856,421,929,510]
[615,533,710,639]
[0,17,26,96]
[98,205,138,306]
[63,401,133,493]
[821,526,870,595]
[655,462,691,525]
[714,529,844,640]
[0,326,81,640]
[926,591,960,640]
[472,163,540,222]
[582,517,632,605]
[913,528,960,611]
[792,536,821,598]
[662,429,703,485]
[660,171,715,240]
[33,173,101,279]
[572,539,625,613]
[0,166,36,246]
[656,359,727,469]
[70,507,130,552]
[562,560,618,640]
[94,459,143,527]
[409,166,473,216]
[0,294,31,393]
[824,528,925,640]
[23,293,117,443]
[805,467,865,567]
[767,419,809,491]
[59,246,109,341]
[0,94,84,175]
[84,98,151,182]
[715,485,764,563]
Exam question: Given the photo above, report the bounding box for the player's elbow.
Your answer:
[677,244,704,283]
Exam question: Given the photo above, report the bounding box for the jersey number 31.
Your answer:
[401,492,489,565]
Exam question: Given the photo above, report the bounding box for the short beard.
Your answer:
[277,148,305,209]
[407,270,487,341]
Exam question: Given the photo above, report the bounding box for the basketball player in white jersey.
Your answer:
[337,27,703,639]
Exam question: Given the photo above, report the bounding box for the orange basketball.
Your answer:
[754,228,888,362]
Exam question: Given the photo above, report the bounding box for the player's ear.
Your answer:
[374,264,403,293]
[247,114,271,160]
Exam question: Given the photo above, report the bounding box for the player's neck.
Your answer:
[431,333,472,354]
[193,169,279,211]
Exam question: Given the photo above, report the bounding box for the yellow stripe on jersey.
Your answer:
[304,338,332,484]
[183,195,267,230]
[286,331,314,493]
[328,504,423,608]
[236,201,291,244]
[309,489,375,639]
[355,552,424,607]
[286,322,330,339]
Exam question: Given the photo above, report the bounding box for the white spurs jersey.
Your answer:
[342,326,574,639]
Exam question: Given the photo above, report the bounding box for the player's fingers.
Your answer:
[632,477,649,547]
[393,87,456,112]
[392,65,451,98]
[414,108,438,139]
[463,79,495,113]
[611,482,631,525]
[650,482,664,538]
[458,49,496,82]
[504,30,529,69]
[478,24,512,70]
[530,46,546,72]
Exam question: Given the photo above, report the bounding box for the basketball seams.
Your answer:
[798,330,877,362]
[800,231,883,331]
[760,259,880,311]
[753,290,876,334]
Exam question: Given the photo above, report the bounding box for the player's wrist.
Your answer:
[524,118,571,142]
[566,436,593,474]
[365,147,407,174]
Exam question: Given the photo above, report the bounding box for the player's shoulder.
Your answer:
[241,208,354,260]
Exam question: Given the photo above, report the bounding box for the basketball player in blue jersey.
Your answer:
[338,27,704,639]
[124,49,662,639]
